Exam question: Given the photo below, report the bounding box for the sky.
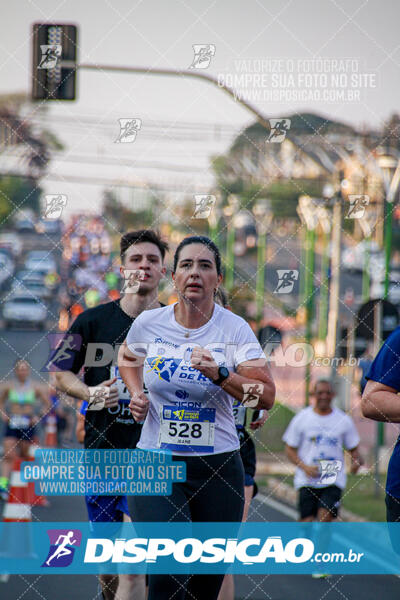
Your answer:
[1,0,400,215]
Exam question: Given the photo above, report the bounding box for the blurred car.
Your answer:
[342,241,385,278]
[14,209,36,233]
[15,218,36,233]
[12,271,52,300]
[0,253,14,288]
[35,218,63,236]
[3,293,47,330]
[0,233,23,258]
[24,251,57,274]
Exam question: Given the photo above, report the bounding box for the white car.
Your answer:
[0,233,23,258]
[0,253,15,288]
[11,275,52,300]
[35,219,63,235]
[342,241,385,278]
[3,294,47,330]
[24,251,56,274]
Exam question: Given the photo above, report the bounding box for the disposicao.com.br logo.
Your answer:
[42,529,82,568]
[84,536,315,565]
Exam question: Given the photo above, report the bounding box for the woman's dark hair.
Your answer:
[120,230,169,263]
[214,286,229,307]
[173,236,221,275]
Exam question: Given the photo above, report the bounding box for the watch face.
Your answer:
[219,367,229,380]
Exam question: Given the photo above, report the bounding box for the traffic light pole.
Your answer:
[304,227,316,406]
[61,61,276,131]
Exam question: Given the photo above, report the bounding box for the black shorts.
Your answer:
[238,428,258,496]
[299,485,342,519]
[128,450,244,600]
[5,422,36,441]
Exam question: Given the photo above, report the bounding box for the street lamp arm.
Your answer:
[61,61,272,130]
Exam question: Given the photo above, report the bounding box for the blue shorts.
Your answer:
[85,495,130,522]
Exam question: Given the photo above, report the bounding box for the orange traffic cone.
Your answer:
[0,457,36,562]
[25,450,49,508]
[44,415,58,448]
[2,457,31,522]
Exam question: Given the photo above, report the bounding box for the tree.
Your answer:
[0,95,63,227]
[0,176,42,228]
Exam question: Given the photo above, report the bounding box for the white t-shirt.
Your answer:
[282,406,360,490]
[126,302,266,455]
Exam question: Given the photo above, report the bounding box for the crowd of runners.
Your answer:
[1,222,399,600]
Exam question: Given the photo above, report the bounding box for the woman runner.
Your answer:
[119,235,275,600]
[0,359,50,498]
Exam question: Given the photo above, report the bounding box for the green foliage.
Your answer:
[0,176,41,227]
[102,188,160,231]
[341,473,387,521]
[253,402,296,453]
[267,179,324,218]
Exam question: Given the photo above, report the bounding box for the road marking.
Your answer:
[255,492,298,520]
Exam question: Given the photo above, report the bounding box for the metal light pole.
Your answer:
[208,198,221,245]
[326,187,343,364]
[359,216,374,302]
[315,203,332,341]
[252,200,273,325]
[377,153,400,298]
[297,196,319,406]
[223,195,239,292]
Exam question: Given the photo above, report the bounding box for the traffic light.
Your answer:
[32,23,78,100]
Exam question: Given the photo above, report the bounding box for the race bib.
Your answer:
[232,399,246,428]
[158,406,216,452]
[9,415,31,429]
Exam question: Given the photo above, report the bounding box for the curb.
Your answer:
[261,477,367,522]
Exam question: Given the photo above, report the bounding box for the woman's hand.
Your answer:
[129,391,149,422]
[190,347,219,381]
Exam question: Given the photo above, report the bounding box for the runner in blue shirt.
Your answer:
[362,326,400,525]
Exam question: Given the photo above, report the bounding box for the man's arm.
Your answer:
[348,447,363,473]
[55,370,91,402]
[55,371,119,408]
[285,444,319,478]
[361,380,400,422]
[118,341,148,422]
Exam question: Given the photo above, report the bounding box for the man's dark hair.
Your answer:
[313,378,334,394]
[120,230,169,262]
[173,236,221,275]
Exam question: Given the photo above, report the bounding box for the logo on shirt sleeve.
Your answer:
[42,334,82,372]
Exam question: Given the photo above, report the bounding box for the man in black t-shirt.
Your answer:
[52,229,168,600]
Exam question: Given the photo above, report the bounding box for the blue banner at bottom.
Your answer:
[1,522,400,574]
